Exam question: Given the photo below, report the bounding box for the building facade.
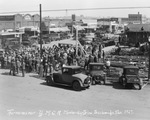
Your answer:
[97,18,119,33]
[120,13,143,25]
[0,14,40,31]
[43,17,72,28]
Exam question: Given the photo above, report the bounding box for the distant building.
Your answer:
[43,17,72,27]
[128,13,142,24]
[0,14,40,31]
[97,18,119,33]
[72,14,76,21]
[126,24,150,45]
[120,12,143,24]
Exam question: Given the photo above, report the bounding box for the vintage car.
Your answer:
[0,49,4,61]
[88,63,107,85]
[46,66,91,91]
[119,66,143,90]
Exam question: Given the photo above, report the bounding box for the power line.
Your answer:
[0,6,150,14]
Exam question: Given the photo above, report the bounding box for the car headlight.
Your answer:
[84,77,91,84]
[134,78,139,82]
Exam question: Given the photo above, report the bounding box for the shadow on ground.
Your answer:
[113,82,135,90]
[29,74,45,80]
[40,82,76,91]
[1,72,22,77]
[1,72,10,75]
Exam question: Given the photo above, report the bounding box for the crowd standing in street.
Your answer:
[0,43,106,77]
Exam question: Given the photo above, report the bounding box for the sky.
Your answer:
[0,0,150,18]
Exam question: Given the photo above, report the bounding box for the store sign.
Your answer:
[0,15,15,21]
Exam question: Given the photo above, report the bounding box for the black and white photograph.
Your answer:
[0,0,150,120]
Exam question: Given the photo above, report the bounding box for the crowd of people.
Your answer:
[0,43,106,77]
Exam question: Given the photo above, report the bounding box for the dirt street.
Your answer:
[0,69,150,120]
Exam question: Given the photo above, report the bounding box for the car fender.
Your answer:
[72,79,83,87]
[53,73,62,82]
[139,78,144,85]
[46,75,53,81]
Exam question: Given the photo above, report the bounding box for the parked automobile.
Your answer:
[45,66,91,91]
[0,49,4,60]
[119,66,143,90]
[88,63,107,85]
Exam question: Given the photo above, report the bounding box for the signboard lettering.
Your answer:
[0,15,15,21]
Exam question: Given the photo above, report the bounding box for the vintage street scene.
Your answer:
[0,0,150,120]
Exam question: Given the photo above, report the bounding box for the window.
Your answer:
[63,68,70,74]
[73,68,82,74]
[126,69,138,75]
[92,65,103,70]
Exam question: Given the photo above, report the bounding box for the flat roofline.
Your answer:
[0,32,24,36]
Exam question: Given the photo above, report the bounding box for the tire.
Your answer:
[122,78,127,88]
[103,76,106,85]
[91,77,96,85]
[133,83,142,90]
[72,81,81,91]
[119,77,123,84]
[100,80,105,85]
[46,78,50,85]
[46,76,53,86]
[86,85,90,89]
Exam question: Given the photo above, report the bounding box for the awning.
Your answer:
[49,27,70,32]
[0,32,24,36]
[73,25,85,31]
[19,26,39,32]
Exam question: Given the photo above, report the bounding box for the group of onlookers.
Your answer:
[0,43,106,77]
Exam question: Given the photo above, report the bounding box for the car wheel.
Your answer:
[46,76,53,86]
[100,80,105,85]
[122,78,127,88]
[86,85,90,89]
[133,83,142,90]
[119,77,123,84]
[103,77,106,85]
[91,77,96,85]
[72,81,81,91]
[100,81,103,85]
[46,78,50,85]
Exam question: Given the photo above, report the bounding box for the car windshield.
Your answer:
[91,65,103,70]
[73,68,82,74]
[126,68,138,75]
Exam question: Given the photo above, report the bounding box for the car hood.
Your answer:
[73,73,88,80]
[126,75,138,79]
[90,71,106,76]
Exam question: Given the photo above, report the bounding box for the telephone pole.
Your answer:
[40,4,42,59]
[39,4,43,77]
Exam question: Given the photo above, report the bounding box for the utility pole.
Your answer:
[76,27,78,66]
[76,27,78,57]
[40,4,42,59]
[148,36,150,81]
[39,4,43,78]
